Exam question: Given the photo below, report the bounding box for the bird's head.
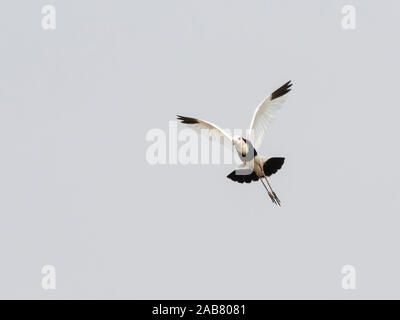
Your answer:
[232,135,246,153]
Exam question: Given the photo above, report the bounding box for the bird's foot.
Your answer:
[268,191,278,205]
[272,191,281,206]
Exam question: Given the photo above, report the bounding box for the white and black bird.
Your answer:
[177,81,292,205]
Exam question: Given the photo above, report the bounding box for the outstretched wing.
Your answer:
[248,81,292,149]
[177,115,232,149]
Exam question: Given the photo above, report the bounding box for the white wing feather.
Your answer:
[177,115,233,149]
[248,81,292,149]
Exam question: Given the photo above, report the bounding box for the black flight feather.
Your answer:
[227,169,259,184]
[270,81,292,101]
[263,157,285,177]
[176,115,199,124]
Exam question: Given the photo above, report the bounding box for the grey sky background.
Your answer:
[0,0,399,299]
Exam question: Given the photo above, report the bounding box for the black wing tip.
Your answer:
[271,80,292,100]
[263,157,285,177]
[227,170,259,184]
[176,115,199,124]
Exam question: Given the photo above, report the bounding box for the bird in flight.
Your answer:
[177,81,292,205]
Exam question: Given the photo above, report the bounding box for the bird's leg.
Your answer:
[258,163,277,205]
[260,179,277,205]
[258,164,265,177]
[264,177,281,206]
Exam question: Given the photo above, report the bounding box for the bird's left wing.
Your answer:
[177,115,233,149]
[248,81,292,149]
[227,166,259,183]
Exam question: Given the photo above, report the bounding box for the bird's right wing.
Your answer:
[248,81,292,149]
[176,115,233,149]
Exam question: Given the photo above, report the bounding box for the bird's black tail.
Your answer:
[263,157,285,177]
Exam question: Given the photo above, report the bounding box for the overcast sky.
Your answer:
[0,0,399,299]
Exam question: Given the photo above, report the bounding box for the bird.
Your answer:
[177,81,292,205]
